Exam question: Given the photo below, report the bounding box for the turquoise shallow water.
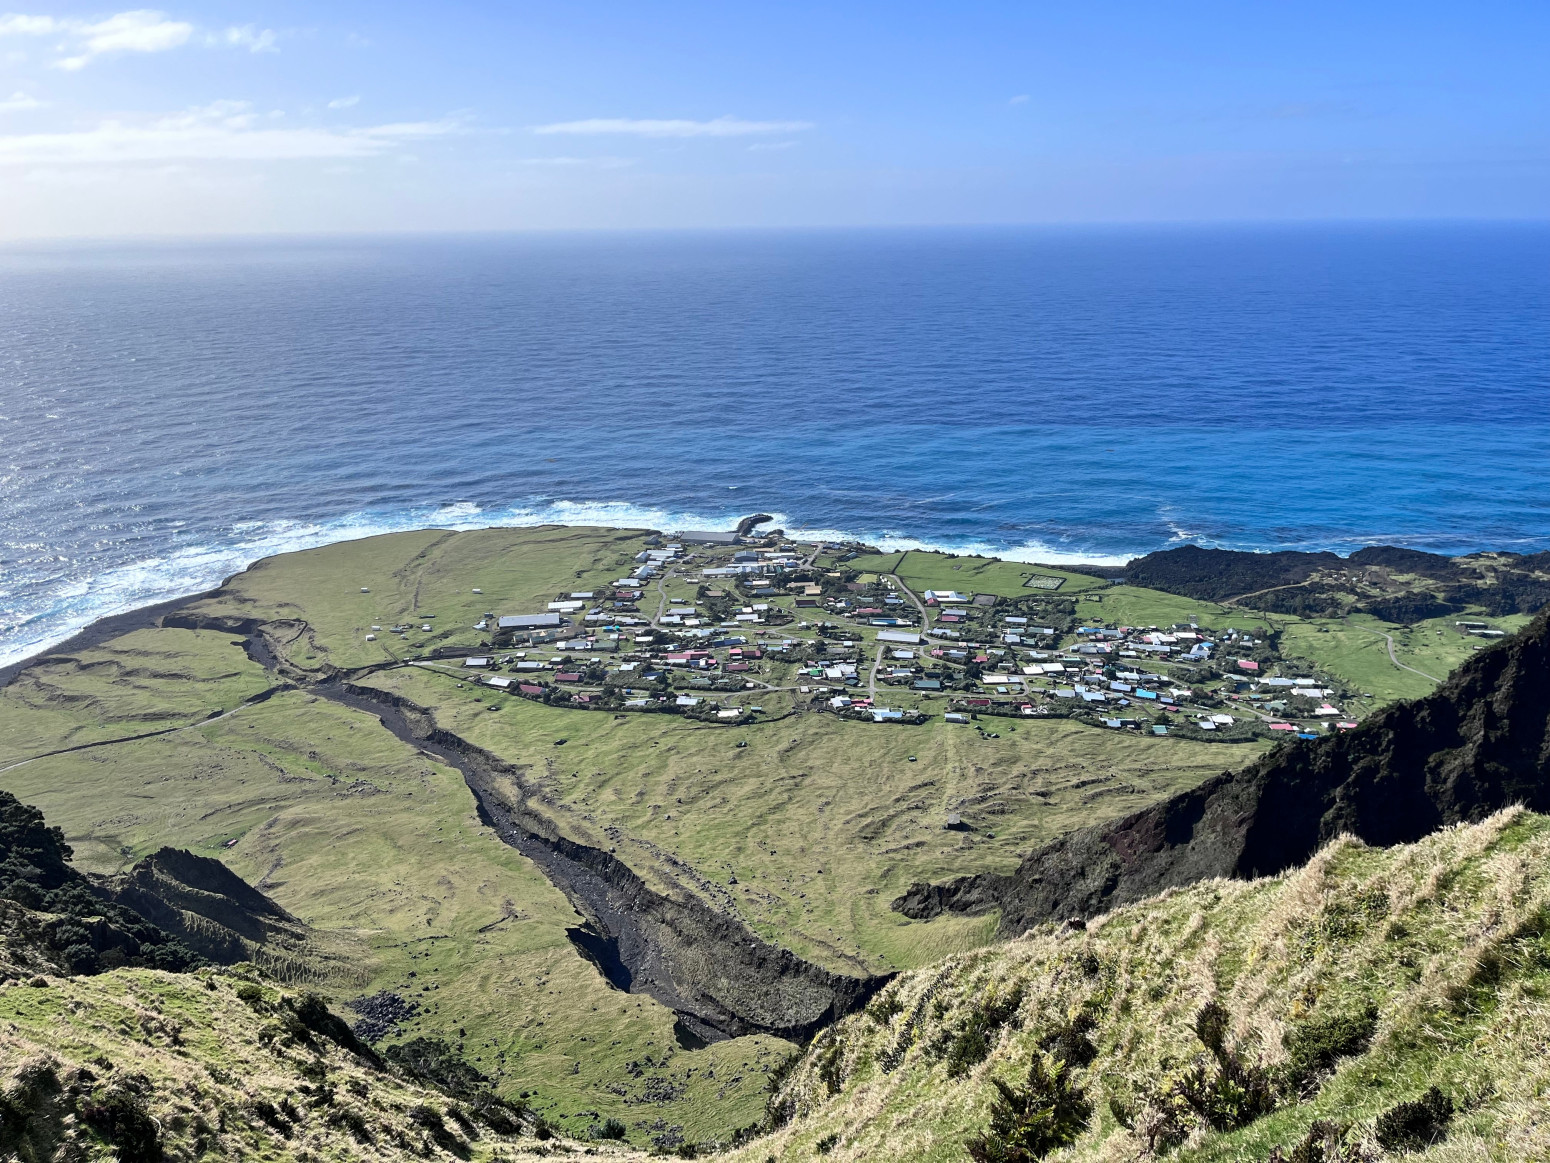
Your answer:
[1,223,1547,665]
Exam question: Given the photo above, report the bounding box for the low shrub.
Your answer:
[1283,1005,1378,1090]
[1375,1086,1452,1153]
[964,1053,1091,1163]
[943,985,1026,1079]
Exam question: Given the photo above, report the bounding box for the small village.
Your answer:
[355,524,1455,744]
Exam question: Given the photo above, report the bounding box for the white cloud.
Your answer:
[327,95,360,109]
[354,119,463,139]
[0,10,275,68]
[0,90,43,112]
[1009,94,1029,105]
[0,14,58,35]
[56,10,195,70]
[513,155,633,168]
[748,140,797,152]
[533,116,812,138]
[0,102,461,164]
[219,24,276,53]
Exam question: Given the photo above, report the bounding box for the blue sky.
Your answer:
[0,1,1545,236]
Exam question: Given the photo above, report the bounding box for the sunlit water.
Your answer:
[2,224,1547,666]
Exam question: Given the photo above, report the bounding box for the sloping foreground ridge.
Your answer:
[896,607,1550,933]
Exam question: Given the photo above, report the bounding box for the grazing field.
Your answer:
[178,525,646,671]
[0,627,275,766]
[0,680,786,1143]
[1078,585,1261,635]
[842,550,1106,598]
[1278,612,1531,702]
[362,665,1256,974]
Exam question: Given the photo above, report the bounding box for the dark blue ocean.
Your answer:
[2,224,1548,666]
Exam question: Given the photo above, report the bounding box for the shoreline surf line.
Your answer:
[0,514,1139,674]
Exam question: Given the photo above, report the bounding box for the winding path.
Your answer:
[1355,626,1441,684]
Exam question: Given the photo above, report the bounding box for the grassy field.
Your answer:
[1082,585,1266,634]
[179,525,647,671]
[362,664,1258,975]
[0,627,275,766]
[0,678,785,1144]
[1279,611,1531,702]
[740,808,1550,1162]
[843,551,1107,598]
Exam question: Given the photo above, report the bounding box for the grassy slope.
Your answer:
[0,685,787,1144]
[0,963,621,1161]
[738,808,1550,1163]
[366,664,1249,974]
[0,627,274,767]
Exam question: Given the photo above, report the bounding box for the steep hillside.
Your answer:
[0,959,590,1162]
[898,607,1550,933]
[0,790,599,1161]
[94,846,355,983]
[741,809,1550,1162]
[0,791,204,978]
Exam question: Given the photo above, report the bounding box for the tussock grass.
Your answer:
[0,963,640,1161]
[737,809,1550,1162]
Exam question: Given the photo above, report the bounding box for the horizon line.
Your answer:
[3,214,1549,248]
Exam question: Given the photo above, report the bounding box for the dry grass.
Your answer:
[735,809,1550,1163]
[0,964,645,1161]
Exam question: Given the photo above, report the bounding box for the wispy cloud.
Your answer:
[0,90,44,112]
[512,155,634,168]
[218,24,276,53]
[0,100,461,164]
[60,10,193,69]
[533,116,812,138]
[354,119,464,139]
[327,95,360,109]
[1008,94,1029,106]
[0,9,276,68]
[747,140,797,152]
[0,14,57,35]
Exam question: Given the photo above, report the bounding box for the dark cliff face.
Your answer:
[896,608,1550,934]
[92,847,306,964]
[0,794,206,975]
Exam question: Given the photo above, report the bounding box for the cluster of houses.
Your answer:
[393,531,1362,739]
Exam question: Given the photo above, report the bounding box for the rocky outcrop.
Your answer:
[1123,543,1550,618]
[1123,545,1345,602]
[92,848,313,967]
[896,608,1550,934]
[0,791,204,976]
